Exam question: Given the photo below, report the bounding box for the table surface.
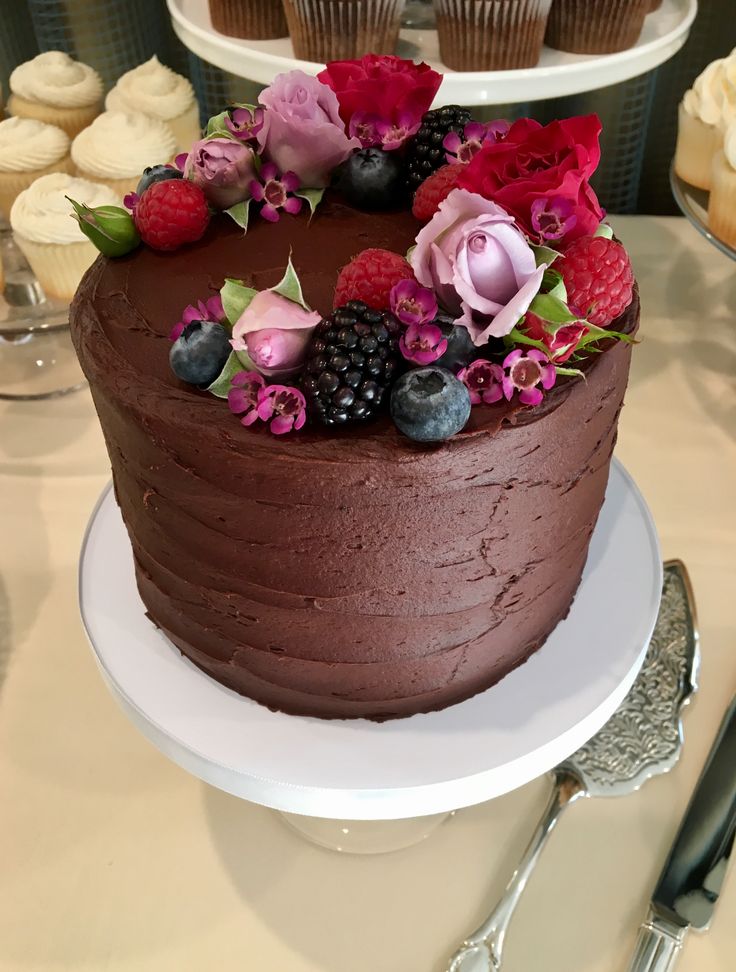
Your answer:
[1,215,735,972]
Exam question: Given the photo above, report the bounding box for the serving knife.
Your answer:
[625,692,736,972]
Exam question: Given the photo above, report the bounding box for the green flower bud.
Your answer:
[67,197,140,258]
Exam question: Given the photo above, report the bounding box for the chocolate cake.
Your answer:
[69,55,638,720]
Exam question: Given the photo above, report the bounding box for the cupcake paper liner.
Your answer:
[434,0,553,71]
[208,0,288,38]
[0,155,75,221]
[647,0,662,10]
[12,236,98,302]
[708,151,736,249]
[282,0,403,61]
[7,94,102,140]
[674,104,723,192]
[545,0,648,55]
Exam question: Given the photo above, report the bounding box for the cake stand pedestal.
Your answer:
[670,164,736,262]
[78,459,661,850]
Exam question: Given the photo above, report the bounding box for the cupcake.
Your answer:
[72,110,177,199]
[674,56,736,191]
[434,0,553,71]
[208,0,288,39]
[9,173,118,301]
[282,0,403,62]
[708,125,736,249]
[545,0,648,55]
[647,0,662,9]
[7,52,103,140]
[0,117,74,220]
[105,56,201,153]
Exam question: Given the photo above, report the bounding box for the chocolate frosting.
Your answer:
[70,200,637,719]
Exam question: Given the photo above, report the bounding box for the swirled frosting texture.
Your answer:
[72,110,177,178]
[70,201,637,720]
[0,117,69,172]
[10,51,102,109]
[105,56,195,121]
[10,172,117,244]
[682,51,736,129]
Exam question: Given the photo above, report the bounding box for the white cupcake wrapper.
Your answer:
[708,150,736,248]
[674,104,723,192]
[13,236,98,302]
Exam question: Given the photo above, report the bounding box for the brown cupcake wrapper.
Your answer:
[647,0,662,11]
[208,0,288,39]
[434,0,553,72]
[545,0,648,55]
[282,0,402,61]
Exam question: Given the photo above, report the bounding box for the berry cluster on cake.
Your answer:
[70,55,638,721]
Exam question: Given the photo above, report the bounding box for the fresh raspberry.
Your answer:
[334,248,414,311]
[559,236,634,326]
[412,164,464,222]
[134,179,210,251]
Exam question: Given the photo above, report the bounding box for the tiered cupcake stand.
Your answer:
[670,165,736,261]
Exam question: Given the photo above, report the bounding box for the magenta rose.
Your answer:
[257,71,360,187]
[230,290,321,376]
[410,188,547,346]
[184,138,256,210]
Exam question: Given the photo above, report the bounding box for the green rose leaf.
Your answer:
[541,267,568,303]
[574,322,637,351]
[221,277,257,326]
[506,327,549,355]
[207,350,243,398]
[554,365,585,380]
[529,293,582,332]
[205,110,232,139]
[270,253,310,310]
[224,198,251,234]
[531,244,559,268]
[594,222,614,240]
[294,187,325,221]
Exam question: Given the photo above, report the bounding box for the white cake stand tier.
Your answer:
[167,0,696,105]
[80,458,661,821]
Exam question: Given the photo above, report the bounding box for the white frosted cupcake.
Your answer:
[105,56,200,153]
[10,173,118,301]
[0,117,74,220]
[674,53,736,190]
[708,124,736,249]
[72,110,177,199]
[8,52,103,140]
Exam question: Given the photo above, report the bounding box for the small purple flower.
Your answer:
[444,120,510,165]
[256,384,307,434]
[501,348,556,407]
[349,111,418,150]
[174,152,188,172]
[170,294,226,341]
[228,371,266,426]
[225,106,264,142]
[530,196,578,242]
[390,279,438,327]
[458,359,504,405]
[249,163,302,223]
[399,323,448,366]
[123,191,139,212]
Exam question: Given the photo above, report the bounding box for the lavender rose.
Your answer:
[410,188,547,345]
[257,71,360,188]
[184,138,256,209]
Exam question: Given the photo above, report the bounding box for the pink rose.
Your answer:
[257,71,360,187]
[184,138,256,209]
[410,188,546,346]
[230,290,321,376]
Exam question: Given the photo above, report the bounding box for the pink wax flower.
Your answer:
[410,188,546,346]
[256,384,307,434]
[170,294,226,341]
[249,163,302,223]
[399,322,448,365]
[390,278,437,326]
[348,111,417,150]
[230,289,320,376]
[501,348,556,406]
[225,106,264,141]
[184,138,257,209]
[228,371,266,426]
[444,120,510,165]
[530,196,578,242]
[458,359,504,404]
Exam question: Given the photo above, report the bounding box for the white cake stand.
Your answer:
[79,457,661,832]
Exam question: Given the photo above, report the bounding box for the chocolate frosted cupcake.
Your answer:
[545,0,648,55]
[208,0,287,38]
[282,0,403,61]
[434,0,553,71]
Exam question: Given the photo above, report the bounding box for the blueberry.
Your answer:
[391,366,471,443]
[435,321,477,373]
[169,320,231,387]
[136,164,183,196]
[334,148,404,211]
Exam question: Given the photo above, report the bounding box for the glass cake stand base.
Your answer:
[670,163,736,262]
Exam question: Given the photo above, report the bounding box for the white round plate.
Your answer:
[167,0,695,106]
[79,458,661,820]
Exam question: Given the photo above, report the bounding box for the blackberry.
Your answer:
[303,301,403,426]
[405,106,472,194]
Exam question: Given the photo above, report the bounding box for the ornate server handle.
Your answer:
[446,770,585,972]
[625,911,687,972]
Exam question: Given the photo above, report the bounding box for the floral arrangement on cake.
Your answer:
[69,55,635,443]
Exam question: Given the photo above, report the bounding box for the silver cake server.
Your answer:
[446,559,699,972]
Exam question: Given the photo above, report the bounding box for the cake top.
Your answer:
[10,51,102,109]
[70,54,636,445]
